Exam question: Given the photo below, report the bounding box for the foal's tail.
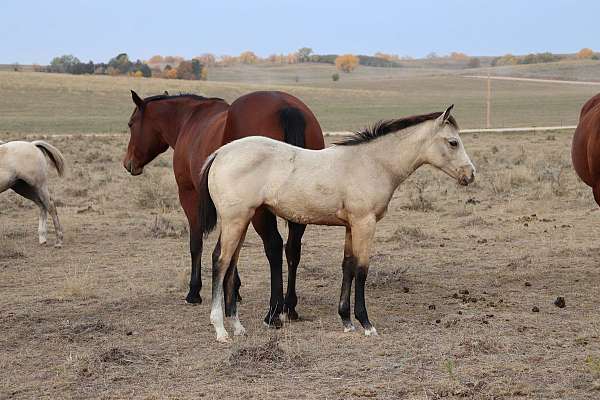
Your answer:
[198,152,218,237]
[279,107,306,148]
[32,140,66,177]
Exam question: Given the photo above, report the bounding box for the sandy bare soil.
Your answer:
[2,132,600,399]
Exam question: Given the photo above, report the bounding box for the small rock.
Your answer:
[457,310,463,315]
[554,296,566,308]
[459,289,469,295]
[428,304,436,310]
[126,331,133,336]
[402,287,410,293]
[435,319,441,324]
[524,281,531,287]
[452,293,459,299]
[532,306,539,313]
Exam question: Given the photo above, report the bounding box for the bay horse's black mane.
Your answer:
[143,93,224,104]
[336,111,458,146]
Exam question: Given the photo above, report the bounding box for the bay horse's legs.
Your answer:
[251,207,285,327]
[211,220,247,343]
[338,227,357,332]
[350,217,378,336]
[282,222,306,321]
[179,189,204,304]
[223,228,248,336]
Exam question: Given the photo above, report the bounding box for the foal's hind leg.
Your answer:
[211,220,248,343]
[251,208,285,328]
[282,222,306,321]
[223,228,248,336]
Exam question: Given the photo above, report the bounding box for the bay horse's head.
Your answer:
[123,90,169,175]
[423,105,476,186]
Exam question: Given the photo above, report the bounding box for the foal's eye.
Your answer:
[448,139,459,148]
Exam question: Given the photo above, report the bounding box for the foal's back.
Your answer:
[209,136,346,225]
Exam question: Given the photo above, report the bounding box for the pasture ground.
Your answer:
[2,130,600,399]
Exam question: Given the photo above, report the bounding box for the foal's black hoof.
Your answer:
[263,313,283,329]
[185,294,202,304]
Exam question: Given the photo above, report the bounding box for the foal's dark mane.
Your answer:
[143,93,224,104]
[336,111,458,146]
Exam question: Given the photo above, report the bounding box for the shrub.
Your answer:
[332,72,340,82]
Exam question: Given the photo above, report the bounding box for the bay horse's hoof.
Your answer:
[282,308,299,321]
[263,313,283,329]
[185,294,202,304]
[54,242,63,249]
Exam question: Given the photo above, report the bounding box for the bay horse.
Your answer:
[198,106,476,342]
[0,140,65,247]
[123,90,324,325]
[572,93,600,205]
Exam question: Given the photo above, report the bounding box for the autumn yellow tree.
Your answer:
[450,52,469,61]
[286,52,299,64]
[218,55,237,66]
[239,51,258,64]
[577,48,594,59]
[335,54,359,73]
[147,55,164,64]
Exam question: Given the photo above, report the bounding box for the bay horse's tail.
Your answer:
[32,140,66,177]
[198,152,218,237]
[279,107,306,148]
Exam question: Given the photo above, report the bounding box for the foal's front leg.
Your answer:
[350,217,378,336]
[338,227,356,332]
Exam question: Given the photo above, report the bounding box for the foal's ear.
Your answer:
[131,90,145,109]
[434,104,454,129]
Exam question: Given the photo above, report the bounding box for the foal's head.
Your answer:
[423,105,475,186]
[123,90,169,175]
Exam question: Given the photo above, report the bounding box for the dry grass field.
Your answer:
[2,128,600,399]
[1,68,598,133]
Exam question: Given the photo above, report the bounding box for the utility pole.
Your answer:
[486,72,491,128]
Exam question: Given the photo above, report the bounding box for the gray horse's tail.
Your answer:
[32,140,66,177]
[198,152,218,237]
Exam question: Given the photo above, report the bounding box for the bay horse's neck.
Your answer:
[343,122,432,187]
[147,98,226,148]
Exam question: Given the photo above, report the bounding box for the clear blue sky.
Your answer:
[2,0,598,64]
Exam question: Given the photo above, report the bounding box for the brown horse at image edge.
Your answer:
[123,90,325,325]
[572,92,600,206]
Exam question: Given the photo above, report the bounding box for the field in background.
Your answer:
[1,61,599,134]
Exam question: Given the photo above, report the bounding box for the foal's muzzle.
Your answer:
[458,166,476,186]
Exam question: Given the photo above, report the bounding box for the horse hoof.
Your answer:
[234,325,247,336]
[216,334,231,343]
[54,243,63,249]
[364,327,378,336]
[283,308,299,321]
[343,324,356,333]
[185,294,202,304]
[263,315,283,329]
[39,241,47,246]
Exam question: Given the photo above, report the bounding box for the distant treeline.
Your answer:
[37,53,206,80]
